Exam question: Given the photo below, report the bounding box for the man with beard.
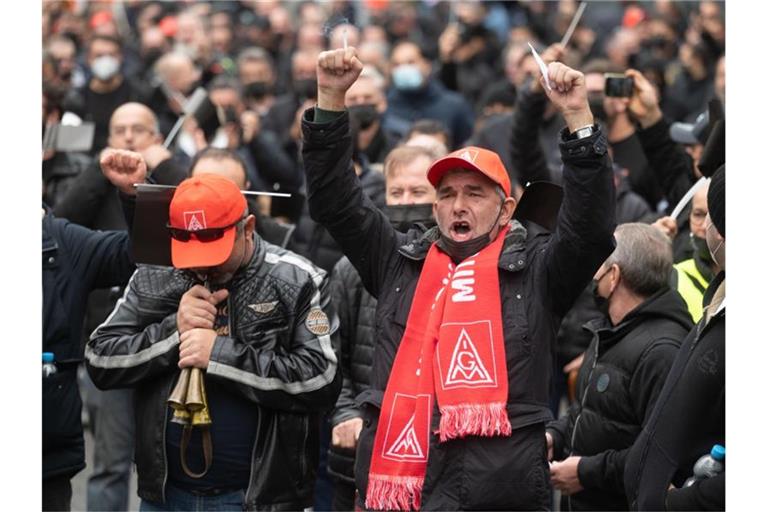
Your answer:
[327,145,441,510]
[302,46,615,510]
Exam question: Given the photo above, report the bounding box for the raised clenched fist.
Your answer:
[100,148,148,196]
[316,48,364,111]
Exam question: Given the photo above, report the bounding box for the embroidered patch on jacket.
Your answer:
[248,301,278,314]
[305,308,330,335]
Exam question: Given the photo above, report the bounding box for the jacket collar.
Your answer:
[397,220,529,272]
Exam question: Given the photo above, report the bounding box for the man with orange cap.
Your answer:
[302,47,616,510]
[85,152,341,511]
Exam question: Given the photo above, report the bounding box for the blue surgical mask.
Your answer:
[392,64,424,91]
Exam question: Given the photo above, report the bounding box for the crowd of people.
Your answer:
[42,1,726,511]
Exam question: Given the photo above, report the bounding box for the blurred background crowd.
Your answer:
[41,1,725,510]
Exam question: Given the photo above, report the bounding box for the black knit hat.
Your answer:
[707,164,725,237]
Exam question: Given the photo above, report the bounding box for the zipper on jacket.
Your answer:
[161,377,173,503]
[567,338,600,511]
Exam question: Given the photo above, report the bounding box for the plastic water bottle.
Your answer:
[43,352,58,378]
[683,444,725,487]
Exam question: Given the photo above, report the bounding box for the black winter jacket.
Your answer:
[85,238,341,511]
[302,110,616,510]
[327,256,377,483]
[624,273,725,511]
[288,164,385,273]
[547,288,693,510]
[43,212,134,480]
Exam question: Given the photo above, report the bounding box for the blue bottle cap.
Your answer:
[711,444,725,461]
[43,352,55,363]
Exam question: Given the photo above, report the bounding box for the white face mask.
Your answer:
[90,55,120,81]
[706,221,725,269]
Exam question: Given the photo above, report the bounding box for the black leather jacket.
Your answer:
[85,237,341,511]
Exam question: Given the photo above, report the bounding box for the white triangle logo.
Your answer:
[458,149,478,163]
[187,215,204,231]
[385,414,424,460]
[444,328,493,386]
[183,210,207,231]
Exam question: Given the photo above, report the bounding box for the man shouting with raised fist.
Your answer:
[301,45,616,510]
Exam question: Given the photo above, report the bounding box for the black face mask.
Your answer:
[243,81,274,100]
[590,270,613,321]
[294,78,317,101]
[690,234,714,266]
[438,231,491,262]
[437,201,504,262]
[348,104,380,130]
[588,92,607,123]
[383,204,435,233]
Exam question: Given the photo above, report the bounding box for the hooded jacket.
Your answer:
[547,288,693,510]
[302,109,616,509]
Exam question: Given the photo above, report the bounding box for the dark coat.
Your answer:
[42,151,93,209]
[42,212,134,481]
[302,110,616,510]
[386,80,476,146]
[326,256,378,484]
[547,288,693,510]
[624,273,725,511]
[288,164,385,273]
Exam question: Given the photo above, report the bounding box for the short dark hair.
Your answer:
[88,34,123,53]
[405,119,452,149]
[189,147,248,182]
[208,76,241,95]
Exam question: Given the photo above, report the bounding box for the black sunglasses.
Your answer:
[166,218,244,243]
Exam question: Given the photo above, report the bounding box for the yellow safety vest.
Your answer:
[674,259,710,322]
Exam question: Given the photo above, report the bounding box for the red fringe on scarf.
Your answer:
[366,474,424,511]
[438,402,512,442]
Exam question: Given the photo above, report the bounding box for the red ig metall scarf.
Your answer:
[366,226,512,511]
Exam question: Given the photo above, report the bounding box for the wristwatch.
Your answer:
[568,124,595,140]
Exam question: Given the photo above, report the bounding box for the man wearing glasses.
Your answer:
[86,152,341,511]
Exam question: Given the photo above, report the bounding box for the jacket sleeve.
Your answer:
[52,161,111,228]
[636,118,696,210]
[543,127,617,317]
[664,472,725,511]
[546,412,573,461]
[247,129,304,192]
[329,259,363,427]
[301,108,401,299]
[509,86,555,184]
[57,216,135,290]
[85,269,181,389]
[578,341,681,493]
[206,272,341,413]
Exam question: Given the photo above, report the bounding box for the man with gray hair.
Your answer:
[546,223,693,511]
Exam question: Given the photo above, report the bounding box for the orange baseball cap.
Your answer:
[168,174,247,269]
[427,146,511,197]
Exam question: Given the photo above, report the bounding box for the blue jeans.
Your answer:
[85,386,134,511]
[139,485,245,511]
